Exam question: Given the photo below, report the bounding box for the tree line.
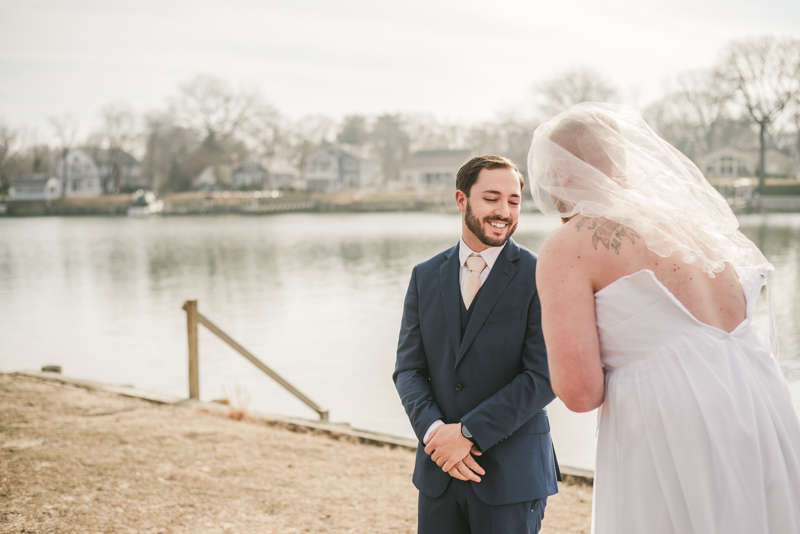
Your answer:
[1,34,798,195]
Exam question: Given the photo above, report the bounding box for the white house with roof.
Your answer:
[192,166,219,190]
[55,148,144,195]
[10,174,62,201]
[84,147,145,192]
[268,160,301,190]
[232,159,269,190]
[304,146,382,192]
[696,146,793,179]
[401,149,472,191]
[56,148,104,197]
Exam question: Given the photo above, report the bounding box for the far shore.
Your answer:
[2,188,800,216]
[2,190,456,217]
[1,372,593,533]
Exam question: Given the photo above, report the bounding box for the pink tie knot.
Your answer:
[466,254,487,274]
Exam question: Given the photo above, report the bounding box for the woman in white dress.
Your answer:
[530,103,800,533]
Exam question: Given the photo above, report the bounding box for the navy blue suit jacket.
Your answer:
[393,239,559,506]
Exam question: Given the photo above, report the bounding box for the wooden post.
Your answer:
[183,300,199,399]
[196,313,329,421]
[181,300,329,421]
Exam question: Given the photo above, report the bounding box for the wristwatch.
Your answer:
[461,423,476,443]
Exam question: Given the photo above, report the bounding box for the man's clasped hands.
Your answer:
[423,423,485,483]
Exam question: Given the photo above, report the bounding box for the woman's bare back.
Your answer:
[565,216,747,333]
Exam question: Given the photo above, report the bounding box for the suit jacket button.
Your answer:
[454,383,463,391]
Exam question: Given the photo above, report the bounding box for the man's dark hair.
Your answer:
[456,155,524,196]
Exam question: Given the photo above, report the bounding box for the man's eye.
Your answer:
[484,198,497,202]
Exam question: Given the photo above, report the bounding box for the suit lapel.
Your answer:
[439,243,462,360]
[455,239,520,367]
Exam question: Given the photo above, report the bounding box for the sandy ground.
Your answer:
[0,373,591,533]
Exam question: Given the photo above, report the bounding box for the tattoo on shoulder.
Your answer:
[574,218,640,255]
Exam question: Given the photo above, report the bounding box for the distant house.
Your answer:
[304,146,382,192]
[268,160,301,190]
[192,166,219,190]
[401,149,472,191]
[232,160,269,190]
[84,147,145,192]
[10,174,62,201]
[696,146,793,179]
[56,149,104,197]
[791,160,800,180]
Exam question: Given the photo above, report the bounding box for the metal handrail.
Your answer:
[182,300,329,421]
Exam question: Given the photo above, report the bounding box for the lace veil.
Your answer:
[527,102,772,280]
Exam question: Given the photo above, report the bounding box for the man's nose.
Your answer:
[496,201,511,218]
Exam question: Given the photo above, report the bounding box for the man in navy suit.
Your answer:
[394,155,560,533]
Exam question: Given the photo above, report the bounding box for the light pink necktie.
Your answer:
[462,254,487,310]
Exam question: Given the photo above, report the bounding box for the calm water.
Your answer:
[1,212,799,471]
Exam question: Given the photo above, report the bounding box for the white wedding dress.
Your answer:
[592,269,800,533]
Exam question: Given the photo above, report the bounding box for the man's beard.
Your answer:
[465,199,517,247]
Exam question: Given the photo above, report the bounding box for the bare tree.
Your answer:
[793,108,800,160]
[717,36,800,190]
[336,115,369,146]
[402,114,469,152]
[48,114,80,197]
[0,125,58,195]
[369,114,410,185]
[468,116,536,175]
[98,104,138,153]
[171,75,260,150]
[0,123,15,164]
[243,103,286,164]
[90,103,139,192]
[766,104,800,161]
[141,111,207,192]
[399,112,533,174]
[645,70,731,160]
[533,67,620,119]
[283,114,336,169]
[141,113,170,191]
[0,122,19,194]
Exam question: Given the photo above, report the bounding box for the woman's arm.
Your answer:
[536,232,605,412]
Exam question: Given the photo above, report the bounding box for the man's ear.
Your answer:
[456,190,467,213]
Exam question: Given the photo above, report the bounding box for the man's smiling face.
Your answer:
[458,167,521,250]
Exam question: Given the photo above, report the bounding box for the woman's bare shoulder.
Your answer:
[537,218,598,280]
[541,216,639,256]
[538,216,646,290]
[568,217,642,253]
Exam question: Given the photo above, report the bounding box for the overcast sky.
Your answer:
[1,0,799,139]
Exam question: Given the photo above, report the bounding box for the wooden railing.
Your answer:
[182,300,329,421]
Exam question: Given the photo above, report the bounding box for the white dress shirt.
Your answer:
[423,238,507,443]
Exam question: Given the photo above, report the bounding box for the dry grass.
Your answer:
[0,373,591,533]
[219,383,252,422]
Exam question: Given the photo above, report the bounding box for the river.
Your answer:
[1,212,799,471]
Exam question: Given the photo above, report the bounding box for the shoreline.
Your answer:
[2,190,800,216]
[13,370,595,484]
[1,372,593,533]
